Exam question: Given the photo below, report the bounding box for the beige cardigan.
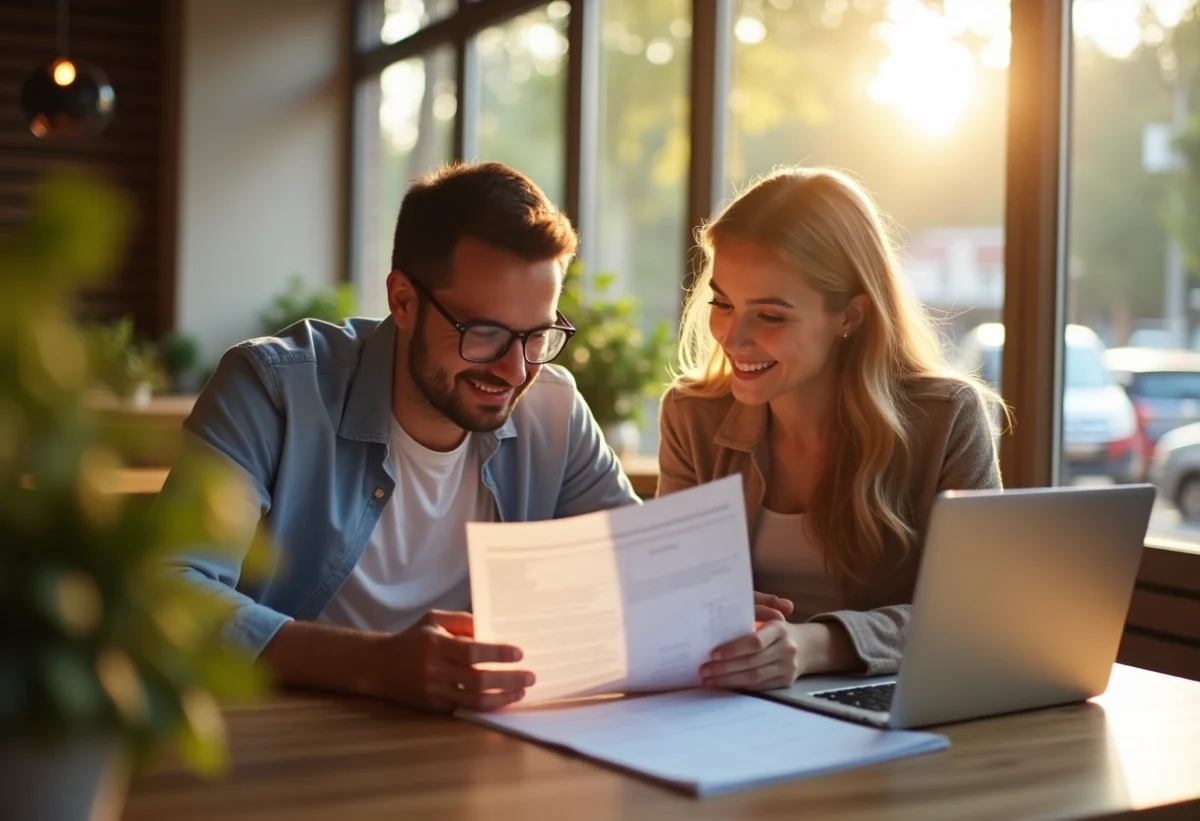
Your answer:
[656,376,1002,675]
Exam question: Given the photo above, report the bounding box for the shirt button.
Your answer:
[373,488,384,499]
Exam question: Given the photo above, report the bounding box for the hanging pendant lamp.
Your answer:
[19,0,116,138]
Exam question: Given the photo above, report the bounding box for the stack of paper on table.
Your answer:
[462,476,949,796]
[459,689,949,797]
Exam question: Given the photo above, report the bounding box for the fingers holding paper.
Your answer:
[700,619,801,690]
[385,610,535,712]
[753,591,794,624]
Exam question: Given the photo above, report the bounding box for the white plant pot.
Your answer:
[0,736,128,821]
[128,382,153,409]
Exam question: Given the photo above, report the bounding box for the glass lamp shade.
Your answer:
[20,57,116,138]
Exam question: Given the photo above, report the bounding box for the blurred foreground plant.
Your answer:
[0,172,271,791]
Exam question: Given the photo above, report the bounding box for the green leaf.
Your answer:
[39,645,107,726]
[175,689,229,778]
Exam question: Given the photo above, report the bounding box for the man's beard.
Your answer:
[408,308,531,432]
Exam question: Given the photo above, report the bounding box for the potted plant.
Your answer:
[556,262,675,458]
[0,172,270,821]
[82,317,170,408]
[257,276,357,337]
[158,330,202,394]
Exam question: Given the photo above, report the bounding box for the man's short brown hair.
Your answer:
[390,161,578,287]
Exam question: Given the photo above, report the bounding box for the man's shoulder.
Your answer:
[202,317,386,422]
[236,317,383,374]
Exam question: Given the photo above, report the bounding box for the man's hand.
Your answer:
[259,612,534,715]
[374,610,535,713]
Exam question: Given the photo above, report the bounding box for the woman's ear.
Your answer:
[842,294,870,337]
[387,271,419,331]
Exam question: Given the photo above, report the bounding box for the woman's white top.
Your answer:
[752,507,843,621]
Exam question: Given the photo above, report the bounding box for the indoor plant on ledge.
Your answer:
[0,173,270,821]
[81,316,170,409]
[556,262,674,458]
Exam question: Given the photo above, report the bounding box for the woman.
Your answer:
[658,166,1005,690]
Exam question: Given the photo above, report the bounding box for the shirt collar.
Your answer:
[714,397,769,453]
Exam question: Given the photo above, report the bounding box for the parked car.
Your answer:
[1149,423,1200,521]
[1103,347,1200,450]
[955,323,1142,483]
[1125,327,1176,349]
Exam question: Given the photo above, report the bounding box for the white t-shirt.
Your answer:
[317,416,496,633]
[753,508,843,622]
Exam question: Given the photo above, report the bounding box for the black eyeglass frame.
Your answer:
[409,278,576,365]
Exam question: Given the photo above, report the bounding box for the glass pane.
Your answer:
[352,48,456,318]
[358,0,457,51]
[474,3,569,205]
[585,0,690,456]
[1067,1,1200,545]
[725,0,1009,409]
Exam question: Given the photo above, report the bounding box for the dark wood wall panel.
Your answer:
[1119,546,1200,682]
[0,0,176,338]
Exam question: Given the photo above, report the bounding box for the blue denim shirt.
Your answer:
[165,317,639,656]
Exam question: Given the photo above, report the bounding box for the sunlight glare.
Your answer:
[525,23,565,61]
[381,1,422,45]
[980,28,1011,70]
[1073,0,1142,58]
[380,60,424,152]
[734,16,767,45]
[1151,0,1191,27]
[645,38,675,65]
[869,0,977,137]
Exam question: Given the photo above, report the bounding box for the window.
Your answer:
[590,0,692,454]
[473,4,570,205]
[357,0,458,50]
[352,48,456,318]
[1066,1,1200,539]
[348,0,1163,505]
[724,0,1010,379]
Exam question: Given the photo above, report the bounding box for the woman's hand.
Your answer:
[701,619,801,690]
[695,592,797,690]
[754,591,793,625]
[701,617,864,689]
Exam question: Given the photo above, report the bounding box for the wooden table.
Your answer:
[123,664,1200,821]
[109,457,662,499]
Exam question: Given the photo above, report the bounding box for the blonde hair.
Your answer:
[674,166,1004,583]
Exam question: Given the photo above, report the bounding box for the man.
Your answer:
[166,162,639,713]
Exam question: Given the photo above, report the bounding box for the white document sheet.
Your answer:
[459,689,950,797]
[466,475,754,706]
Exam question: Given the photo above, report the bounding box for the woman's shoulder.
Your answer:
[903,373,987,407]
[901,373,996,434]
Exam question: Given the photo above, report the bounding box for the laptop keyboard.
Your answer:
[811,683,895,713]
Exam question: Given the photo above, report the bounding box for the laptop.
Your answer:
[755,484,1156,729]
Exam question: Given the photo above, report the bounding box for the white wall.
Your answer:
[176,0,348,365]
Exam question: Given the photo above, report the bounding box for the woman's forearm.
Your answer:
[787,621,865,677]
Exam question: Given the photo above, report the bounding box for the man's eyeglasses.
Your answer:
[410,279,576,365]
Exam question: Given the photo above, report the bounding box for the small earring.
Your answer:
[843,332,849,340]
